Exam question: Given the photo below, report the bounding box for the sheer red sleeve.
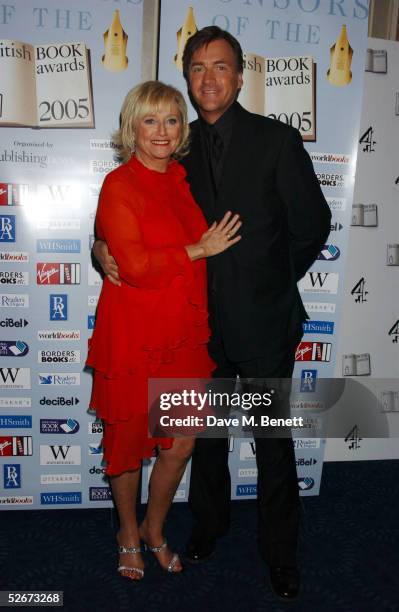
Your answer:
[96,176,192,289]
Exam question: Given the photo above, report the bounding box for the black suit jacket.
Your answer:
[181,103,331,364]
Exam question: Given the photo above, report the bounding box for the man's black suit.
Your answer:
[182,102,331,566]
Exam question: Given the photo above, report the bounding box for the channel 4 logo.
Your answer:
[0,215,16,242]
[300,370,318,392]
[3,464,21,488]
[50,294,68,321]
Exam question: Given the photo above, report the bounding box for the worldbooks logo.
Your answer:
[0,415,32,428]
[236,484,257,497]
[40,418,80,434]
[0,251,29,262]
[298,477,314,491]
[3,464,21,488]
[0,340,29,356]
[300,369,317,392]
[388,320,399,343]
[351,277,368,303]
[89,487,112,501]
[40,492,82,505]
[36,239,81,253]
[302,321,334,335]
[317,245,340,261]
[0,215,16,242]
[38,330,79,341]
[50,295,68,321]
[37,263,80,285]
[295,342,331,362]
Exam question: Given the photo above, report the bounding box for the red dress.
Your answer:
[86,156,214,476]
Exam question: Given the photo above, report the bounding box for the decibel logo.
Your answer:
[296,458,317,466]
[295,342,331,362]
[0,318,28,328]
[37,263,80,285]
[40,396,79,406]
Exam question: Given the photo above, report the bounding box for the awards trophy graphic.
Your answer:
[102,10,128,72]
[174,7,197,71]
[327,25,353,87]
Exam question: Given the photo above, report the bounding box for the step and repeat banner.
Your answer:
[153,0,370,501]
[0,0,143,509]
[326,37,399,462]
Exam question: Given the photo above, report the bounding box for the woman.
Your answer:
[86,81,241,581]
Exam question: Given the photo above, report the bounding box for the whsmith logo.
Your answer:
[298,477,315,491]
[0,294,29,308]
[310,152,350,165]
[0,436,33,456]
[317,245,340,261]
[299,272,339,295]
[236,484,257,497]
[40,492,82,505]
[0,367,30,389]
[40,444,81,466]
[37,263,80,285]
[0,251,29,262]
[40,418,80,434]
[300,369,317,392]
[0,318,28,328]
[89,487,112,501]
[295,342,331,362]
[302,321,334,335]
[0,415,32,428]
[38,373,80,386]
[38,330,80,341]
[0,215,16,242]
[36,239,81,253]
[0,340,29,356]
[0,271,29,285]
[40,396,79,406]
[38,350,80,364]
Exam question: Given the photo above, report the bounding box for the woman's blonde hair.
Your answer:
[113,81,190,163]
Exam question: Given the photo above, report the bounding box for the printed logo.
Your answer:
[296,458,317,467]
[0,317,28,328]
[239,441,256,461]
[238,468,258,478]
[88,184,101,198]
[40,396,79,406]
[0,415,32,428]
[351,277,368,303]
[40,445,81,466]
[0,397,31,408]
[236,484,257,496]
[38,350,80,364]
[37,263,80,285]
[300,369,318,392]
[88,295,99,307]
[41,473,81,485]
[0,251,29,262]
[40,492,82,505]
[36,218,81,231]
[345,425,362,450]
[310,152,350,165]
[302,321,334,335]
[0,495,33,505]
[295,342,331,362]
[293,438,321,450]
[89,139,121,151]
[88,315,95,330]
[88,443,103,455]
[303,302,336,314]
[326,197,346,212]
[316,173,352,189]
[317,245,340,261]
[388,320,399,344]
[0,215,16,242]
[359,126,376,153]
[0,183,27,206]
[0,294,29,308]
[40,418,80,434]
[88,420,103,434]
[89,159,120,175]
[89,487,112,501]
[0,271,29,285]
[290,400,324,412]
[0,340,29,357]
[50,294,68,320]
[38,329,80,341]
[298,272,339,295]
[38,373,80,386]
[89,465,107,475]
[36,239,81,253]
[3,464,21,488]
[88,263,102,286]
[89,234,95,250]
[0,436,33,456]
[0,367,30,389]
[298,477,315,491]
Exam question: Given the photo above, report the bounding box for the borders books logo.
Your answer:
[50,294,68,320]
[300,369,317,392]
[351,277,368,303]
[88,420,103,434]
[40,492,82,505]
[0,271,29,285]
[37,263,80,284]
[302,321,334,335]
[38,350,80,364]
[0,215,15,242]
[0,367,30,389]
[0,436,32,456]
[295,342,331,362]
[38,373,80,386]
[36,239,81,253]
[40,418,80,434]
[3,464,21,488]
[317,245,340,261]
[40,444,81,466]
[298,272,339,295]
[0,340,29,357]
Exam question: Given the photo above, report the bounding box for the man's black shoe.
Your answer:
[269,566,300,601]
[185,538,216,564]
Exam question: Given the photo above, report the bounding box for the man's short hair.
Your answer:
[182,26,244,82]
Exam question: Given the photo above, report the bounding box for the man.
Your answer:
[94,26,331,600]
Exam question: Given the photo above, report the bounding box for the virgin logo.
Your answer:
[37,264,58,284]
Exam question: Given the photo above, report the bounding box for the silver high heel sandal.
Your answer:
[117,545,144,581]
[143,540,181,573]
